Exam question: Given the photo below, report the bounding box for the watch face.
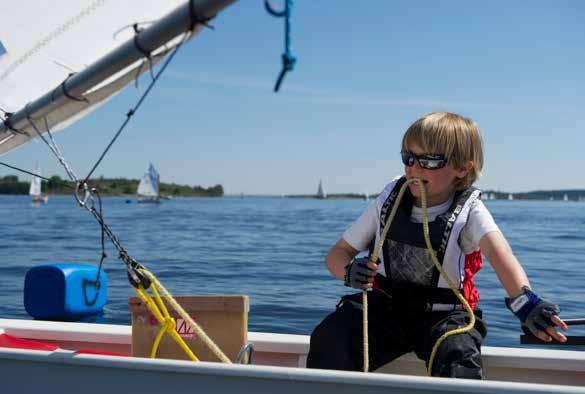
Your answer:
[510,294,529,313]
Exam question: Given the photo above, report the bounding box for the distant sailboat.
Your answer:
[563,193,569,202]
[507,194,514,201]
[29,163,48,204]
[137,163,161,203]
[316,179,327,199]
[488,193,495,200]
[364,189,370,201]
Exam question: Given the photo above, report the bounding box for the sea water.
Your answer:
[0,195,583,349]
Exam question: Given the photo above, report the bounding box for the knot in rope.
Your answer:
[162,316,176,332]
[264,0,296,92]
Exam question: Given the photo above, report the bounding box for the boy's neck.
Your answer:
[412,193,454,208]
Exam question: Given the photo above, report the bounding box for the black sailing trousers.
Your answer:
[306,291,487,379]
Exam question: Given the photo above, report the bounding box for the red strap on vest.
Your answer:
[462,250,483,310]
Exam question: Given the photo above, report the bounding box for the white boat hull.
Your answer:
[31,194,49,204]
[1,318,584,393]
[137,196,161,204]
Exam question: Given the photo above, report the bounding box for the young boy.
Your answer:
[306,112,568,379]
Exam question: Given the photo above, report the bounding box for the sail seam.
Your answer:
[0,0,107,83]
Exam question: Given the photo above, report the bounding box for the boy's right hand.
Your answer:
[344,257,377,290]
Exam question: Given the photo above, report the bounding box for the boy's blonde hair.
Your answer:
[401,112,483,190]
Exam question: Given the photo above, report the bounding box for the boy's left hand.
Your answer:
[524,301,568,343]
[505,287,568,343]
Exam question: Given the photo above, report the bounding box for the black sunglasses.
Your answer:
[401,151,448,170]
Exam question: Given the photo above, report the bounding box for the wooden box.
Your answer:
[129,295,248,362]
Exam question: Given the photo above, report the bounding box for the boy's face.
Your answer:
[404,142,470,207]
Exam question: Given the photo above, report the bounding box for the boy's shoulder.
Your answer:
[467,197,495,222]
[377,176,403,203]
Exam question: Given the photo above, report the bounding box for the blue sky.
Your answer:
[1,1,584,195]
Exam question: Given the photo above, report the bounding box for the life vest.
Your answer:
[370,176,483,311]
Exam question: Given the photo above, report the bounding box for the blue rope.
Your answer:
[264,0,296,92]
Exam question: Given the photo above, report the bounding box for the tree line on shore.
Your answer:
[0,175,223,197]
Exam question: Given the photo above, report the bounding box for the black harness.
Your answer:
[370,177,478,308]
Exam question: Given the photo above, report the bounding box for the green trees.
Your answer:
[0,175,29,194]
[0,175,223,197]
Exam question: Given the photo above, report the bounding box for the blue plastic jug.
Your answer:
[24,263,108,320]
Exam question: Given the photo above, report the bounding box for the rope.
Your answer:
[264,0,296,92]
[134,284,199,361]
[362,178,475,375]
[52,73,89,103]
[136,268,232,363]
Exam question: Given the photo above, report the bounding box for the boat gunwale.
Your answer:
[1,345,585,394]
[1,318,585,372]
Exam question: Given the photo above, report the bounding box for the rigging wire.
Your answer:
[2,7,231,362]
[88,187,108,290]
[82,31,192,184]
[14,5,214,285]
[0,161,53,182]
[26,110,79,183]
[12,17,204,287]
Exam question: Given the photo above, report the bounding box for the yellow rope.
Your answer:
[134,286,199,361]
[362,178,475,375]
[134,268,232,364]
[151,317,176,359]
[362,290,369,371]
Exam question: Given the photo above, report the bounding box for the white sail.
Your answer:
[0,0,235,155]
[137,163,160,198]
[29,163,42,197]
[317,179,326,199]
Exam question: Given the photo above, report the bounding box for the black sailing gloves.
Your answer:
[505,286,561,338]
[344,257,375,289]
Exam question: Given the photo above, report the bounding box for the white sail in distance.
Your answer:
[137,163,160,198]
[317,179,326,199]
[0,0,235,155]
[29,163,42,197]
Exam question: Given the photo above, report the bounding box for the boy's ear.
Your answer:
[456,161,474,179]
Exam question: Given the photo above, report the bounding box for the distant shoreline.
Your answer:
[232,189,585,202]
[0,175,223,197]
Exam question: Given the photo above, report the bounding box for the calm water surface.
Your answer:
[1,195,584,349]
